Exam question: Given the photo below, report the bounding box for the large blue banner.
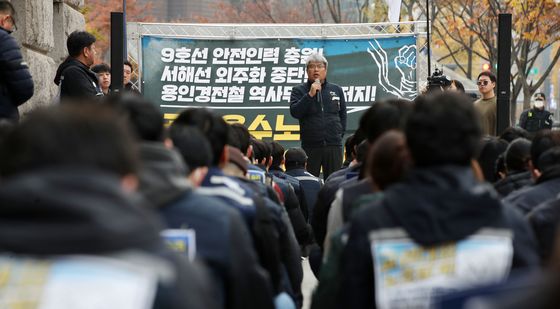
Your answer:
[141,36,417,144]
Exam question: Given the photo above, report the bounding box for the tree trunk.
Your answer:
[522,83,532,111]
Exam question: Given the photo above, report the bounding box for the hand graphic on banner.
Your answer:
[367,39,417,100]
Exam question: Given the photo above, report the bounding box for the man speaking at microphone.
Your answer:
[290,52,347,180]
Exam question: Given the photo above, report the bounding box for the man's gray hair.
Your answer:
[305,52,328,69]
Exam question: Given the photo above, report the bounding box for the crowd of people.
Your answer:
[3,1,560,308]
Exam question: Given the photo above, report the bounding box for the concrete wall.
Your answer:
[10,0,85,116]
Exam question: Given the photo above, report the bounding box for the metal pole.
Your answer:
[111,12,124,93]
[426,0,431,76]
[496,14,512,134]
[123,0,127,58]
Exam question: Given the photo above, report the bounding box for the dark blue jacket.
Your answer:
[494,171,533,198]
[502,170,560,215]
[268,167,314,246]
[163,190,275,309]
[339,166,539,309]
[199,167,257,225]
[234,176,304,308]
[527,198,560,262]
[0,27,33,120]
[519,107,553,133]
[136,143,275,309]
[311,165,359,249]
[290,80,347,147]
[285,168,323,221]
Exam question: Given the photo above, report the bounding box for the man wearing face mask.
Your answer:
[0,1,33,121]
[290,52,347,180]
[519,92,553,134]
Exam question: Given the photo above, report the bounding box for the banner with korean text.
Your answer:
[141,36,417,146]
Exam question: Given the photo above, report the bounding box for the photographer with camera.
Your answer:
[425,68,452,94]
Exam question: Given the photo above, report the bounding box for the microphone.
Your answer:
[315,79,322,104]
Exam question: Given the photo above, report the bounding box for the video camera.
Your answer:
[426,68,451,93]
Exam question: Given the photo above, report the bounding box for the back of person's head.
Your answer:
[531,130,560,171]
[229,123,251,155]
[172,108,229,166]
[285,148,307,170]
[505,138,531,173]
[344,134,356,162]
[251,138,270,164]
[406,92,481,167]
[112,94,165,142]
[67,31,96,58]
[360,99,412,144]
[477,136,509,182]
[169,125,212,173]
[537,147,560,174]
[477,71,497,83]
[450,80,465,93]
[0,104,137,178]
[500,126,530,143]
[367,130,411,190]
[91,63,111,74]
[270,141,285,169]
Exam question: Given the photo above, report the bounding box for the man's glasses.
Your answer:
[477,80,490,86]
[307,64,325,70]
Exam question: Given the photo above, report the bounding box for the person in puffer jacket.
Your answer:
[0,1,33,121]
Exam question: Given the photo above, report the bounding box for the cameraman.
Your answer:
[424,69,451,94]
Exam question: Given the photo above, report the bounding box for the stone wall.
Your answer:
[10,0,85,115]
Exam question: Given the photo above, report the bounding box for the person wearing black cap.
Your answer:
[519,92,553,133]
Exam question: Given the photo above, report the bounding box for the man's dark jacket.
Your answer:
[285,167,323,221]
[290,80,347,147]
[311,163,360,249]
[199,165,303,307]
[519,107,553,133]
[502,167,560,215]
[0,168,219,309]
[527,198,560,262]
[54,57,101,101]
[0,27,33,120]
[268,167,313,246]
[494,171,533,198]
[338,166,539,309]
[137,143,275,309]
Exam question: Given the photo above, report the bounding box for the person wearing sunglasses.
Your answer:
[474,71,497,136]
[0,1,34,122]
